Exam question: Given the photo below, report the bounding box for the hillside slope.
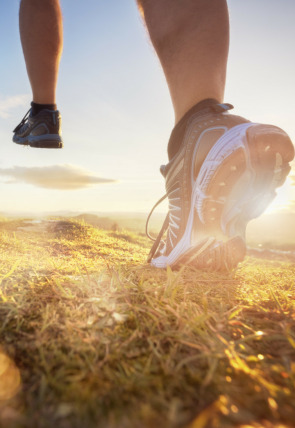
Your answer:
[0,218,294,428]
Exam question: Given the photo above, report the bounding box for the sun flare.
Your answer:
[264,175,295,214]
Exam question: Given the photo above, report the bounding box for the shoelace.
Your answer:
[13,108,31,133]
[146,194,170,263]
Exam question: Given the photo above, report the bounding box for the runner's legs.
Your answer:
[137,0,229,124]
[19,0,63,104]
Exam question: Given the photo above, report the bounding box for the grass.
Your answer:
[0,218,294,428]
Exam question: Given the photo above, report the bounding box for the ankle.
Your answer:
[167,98,220,160]
[31,101,57,116]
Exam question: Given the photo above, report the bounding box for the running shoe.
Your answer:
[146,102,294,270]
[13,108,63,148]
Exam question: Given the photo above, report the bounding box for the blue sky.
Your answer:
[0,0,295,214]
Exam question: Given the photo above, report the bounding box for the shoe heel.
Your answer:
[199,124,294,239]
[246,124,294,189]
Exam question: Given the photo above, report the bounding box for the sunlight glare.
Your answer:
[264,176,295,214]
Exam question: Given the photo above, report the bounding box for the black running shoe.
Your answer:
[147,102,294,271]
[13,108,63,148]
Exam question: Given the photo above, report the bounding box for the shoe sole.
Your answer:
[151,123,294,271]
[177,235,246,271]
[13,135,63,149]
[197,123,294,237]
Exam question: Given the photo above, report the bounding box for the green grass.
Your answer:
[0,218,294,428]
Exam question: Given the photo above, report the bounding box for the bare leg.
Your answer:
[19,0,63,104]
[137,0,229,123]
[142,0,295,272]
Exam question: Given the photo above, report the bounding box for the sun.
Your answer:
[264,175,295,214]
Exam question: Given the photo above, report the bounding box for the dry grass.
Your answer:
[0,218,294,428]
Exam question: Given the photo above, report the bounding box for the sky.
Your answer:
[0,0,295,214]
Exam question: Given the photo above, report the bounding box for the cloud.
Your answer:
[0,164,116,190]
[290,174,295,186]
[0,94,31,119]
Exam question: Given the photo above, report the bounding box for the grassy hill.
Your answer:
[73,211,295,250]
[0,217,295,428]
[72,212,166,236]
[3,209,295,249]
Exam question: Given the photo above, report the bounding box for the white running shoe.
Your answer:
[147,102,294,270]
